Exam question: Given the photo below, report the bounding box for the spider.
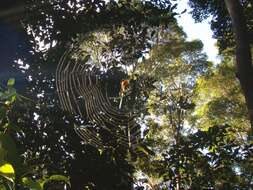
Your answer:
[120,79,129,95]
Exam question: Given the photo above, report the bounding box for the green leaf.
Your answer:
[135,144,155,156]
[0,107,7,123]
[0,89,16,102]
[49,175,70,184]
[0,162,15,183]
[7,79,15,87]
[0,133,19,168]
[0,146,6,161]
[0,184,7,190]
[2,123,9,129]
[42,175,70,188]
[22,177,43,190]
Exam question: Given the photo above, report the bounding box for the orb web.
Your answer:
[56,48,141,150]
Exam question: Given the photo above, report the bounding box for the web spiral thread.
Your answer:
[56,49,141,149]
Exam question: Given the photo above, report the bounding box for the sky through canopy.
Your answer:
[176,0,220,63]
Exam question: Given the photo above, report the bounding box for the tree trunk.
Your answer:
[224,0,253,136]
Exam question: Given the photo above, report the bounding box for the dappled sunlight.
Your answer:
[0,0,252,189]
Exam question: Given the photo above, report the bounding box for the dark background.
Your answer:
[0,1,28,90]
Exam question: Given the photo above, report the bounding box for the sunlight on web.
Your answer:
[56,48,142,150]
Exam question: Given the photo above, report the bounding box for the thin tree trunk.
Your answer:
[224,0,253,135]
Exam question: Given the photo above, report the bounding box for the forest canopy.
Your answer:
[0,0,252,190]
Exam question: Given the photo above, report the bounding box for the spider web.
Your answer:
[56,49,141,150]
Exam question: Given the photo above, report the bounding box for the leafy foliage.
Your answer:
[188,0,253,52]
[0,80,71,190]
[191,57,250,137]
[1,0,253,189]
[137,123,253,189]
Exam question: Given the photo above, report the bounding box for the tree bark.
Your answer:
[224,0,253,135]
